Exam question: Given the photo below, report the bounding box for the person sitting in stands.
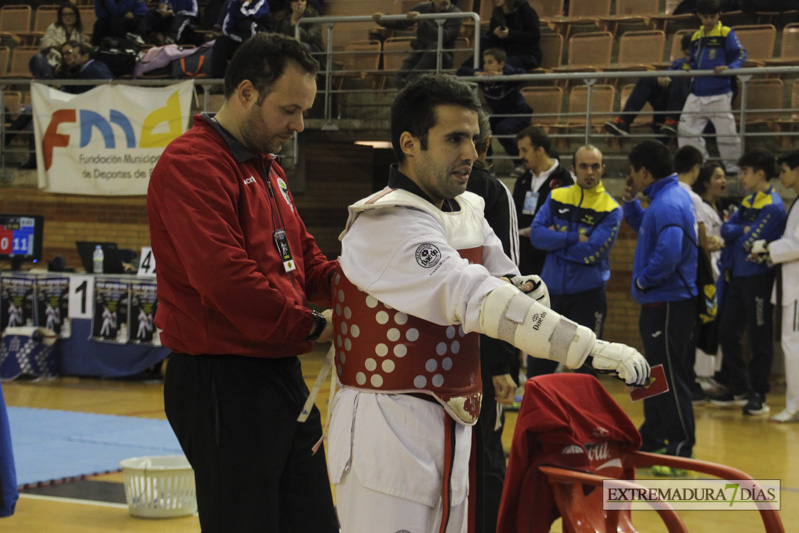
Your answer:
[29,2,88,79]
[59,41,114,94]
[91,0,149,46]
[371,0,462,89]
[604,33,692,138]
[273,0,324,57]
[137,0,200,45]
[482,0,542,71]
[211,0,273,78]
[456,47,532,161]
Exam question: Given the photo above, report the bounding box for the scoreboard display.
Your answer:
[0,214,44,269]
[0,216,37,256]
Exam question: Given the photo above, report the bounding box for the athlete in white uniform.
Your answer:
[327,75,650,533]
[751,151,799,423]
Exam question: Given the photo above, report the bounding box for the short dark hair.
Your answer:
[674,145,704,174]
[696,0,721,15]
[390,74,481,162]
[693,161,725,196]
[776,150,799,170]
[483,47,507,64]
[680,33,692,51]
[516,126,553,156]
[628,140,673,179]
[66,40,93,58]
[224,33,319,101]
[738,149,777,180]
[474,109,492,170]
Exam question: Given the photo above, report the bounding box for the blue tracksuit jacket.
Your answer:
[623,174,698,304]
[689,21,747,97]
[721,185,786,278]
[530,181,621,296]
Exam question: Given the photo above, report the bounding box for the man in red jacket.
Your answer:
[147,33,339,533]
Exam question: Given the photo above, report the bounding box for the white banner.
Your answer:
[31,80,194,196]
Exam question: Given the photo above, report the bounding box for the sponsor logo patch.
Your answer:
[277,177,294,212]
[415,244,441,268]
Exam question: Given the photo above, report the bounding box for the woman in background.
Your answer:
[692,161,729,397]
[29,2,88,78]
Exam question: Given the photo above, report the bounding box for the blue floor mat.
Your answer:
[7,407,182,487]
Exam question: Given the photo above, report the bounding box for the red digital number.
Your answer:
[0,230,13,254]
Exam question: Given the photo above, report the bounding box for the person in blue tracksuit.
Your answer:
[711,149,787,415]
[623,140,698,465]
[527,145,621,377]
[677,0,747,174]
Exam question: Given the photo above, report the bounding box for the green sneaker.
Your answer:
[651,464,688,477]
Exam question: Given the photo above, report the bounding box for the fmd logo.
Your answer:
[42,90,184,170]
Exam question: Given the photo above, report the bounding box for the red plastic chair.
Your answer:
[496,374,784,533]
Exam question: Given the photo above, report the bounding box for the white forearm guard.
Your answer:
[480,284,595,369]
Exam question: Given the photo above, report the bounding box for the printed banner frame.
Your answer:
[32,81,194,196]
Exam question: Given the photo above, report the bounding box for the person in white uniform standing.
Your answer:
[750,150,799,423]
[327,74,650,533]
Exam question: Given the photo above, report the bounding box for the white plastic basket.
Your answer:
[119,455,197,518]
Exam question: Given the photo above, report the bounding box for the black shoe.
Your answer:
[659,120,679,136]
[691,382,708,405]
[743,393,770,416]
[709,389,748,407]
[603,118,630,136]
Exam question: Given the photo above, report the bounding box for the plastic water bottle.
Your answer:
[93,245,104,274]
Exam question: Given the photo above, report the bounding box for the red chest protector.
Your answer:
[332,247,483,425]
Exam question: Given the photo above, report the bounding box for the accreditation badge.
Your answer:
[522,190,539,216]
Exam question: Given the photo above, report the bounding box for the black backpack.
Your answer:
[96,36,142,77]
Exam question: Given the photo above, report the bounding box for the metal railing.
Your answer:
[455,65,799,167]
[296,12,481,129]
[3,61,799,173]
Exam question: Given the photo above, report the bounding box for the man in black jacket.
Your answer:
[512,126,574,275]
[372,0,462,88]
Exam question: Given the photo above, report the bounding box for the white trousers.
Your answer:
[678,92,741,174]
[782,299,799,412]
[329,389,472,533]
[336,469,469,533]
[694,346,722,377]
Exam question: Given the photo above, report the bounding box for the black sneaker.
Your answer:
[709,389,748,407]
[659,120,679,136]
[603,118,630,136]
[691,382,708,405]
[743,393,770,416]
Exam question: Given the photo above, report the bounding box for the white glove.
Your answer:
[747,239,771,265]
[751,239,768,254]
[508,274,550,307]
[590,340,650,387]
